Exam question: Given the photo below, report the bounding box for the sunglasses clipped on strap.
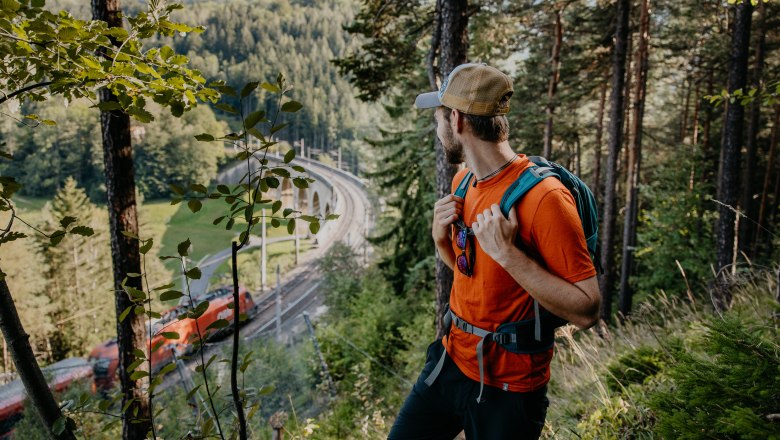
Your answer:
[454,220,475,277]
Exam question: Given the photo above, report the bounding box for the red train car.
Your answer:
[89,286,256,390]
[0,357,93,438]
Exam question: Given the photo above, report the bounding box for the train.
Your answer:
[0,285,257,437]
[90,285,257,390]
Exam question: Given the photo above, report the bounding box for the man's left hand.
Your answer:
[472,204,520,264]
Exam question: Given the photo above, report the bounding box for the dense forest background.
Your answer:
[1,0,779,438]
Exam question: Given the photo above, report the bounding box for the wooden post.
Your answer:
[261,208,267,293]
[275,265,282,342]
[269,411,287,440]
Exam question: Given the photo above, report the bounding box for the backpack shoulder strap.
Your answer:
[498,164,558,218]
[454,171,474,199]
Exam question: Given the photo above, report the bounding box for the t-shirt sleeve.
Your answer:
[528,188,597,283]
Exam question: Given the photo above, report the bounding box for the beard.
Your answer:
[440,125,464,164]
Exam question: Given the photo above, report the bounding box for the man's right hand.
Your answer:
[432,194,463,245]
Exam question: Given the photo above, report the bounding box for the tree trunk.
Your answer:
[690,81,701,191]
[618,0,650,320]
[593,79,608,201]
[740,0,766,257]
[0,274,76,440]
[543,9,563,159]
[599,0,631,323]
[91,1,153,438]
[620,33,633,183]
[434,0,468,339]
[680,75,692,143]
[714,0,752,312]
[755,106,780,255]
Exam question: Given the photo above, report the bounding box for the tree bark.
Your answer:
[91,1,152,438]
[618,0,650,320]
[0,275,76,439]
[599,0,630,323]
[740,0,766,257]
[593,80,608,201]
[434,0,468,339]
[543,9,563,159]
[714,0,752,312]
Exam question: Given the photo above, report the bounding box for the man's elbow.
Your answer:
[574,297,601,330]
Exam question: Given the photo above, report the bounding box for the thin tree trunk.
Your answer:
[618,0,650,320]
[620,33,633,181]
[543,9,563,159]
[92,1,152,438]
[740,0,766,257]
[690,81,701,191]
[434,0,468,340]
[755,106,780,255]
[715,0,752,312]
[680,75,692,143]
[599,0,631,323]
[593,80,608,200]
[0,274,76,439]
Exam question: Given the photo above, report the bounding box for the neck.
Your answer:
[463,139,517,181]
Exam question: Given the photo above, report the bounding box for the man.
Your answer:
[388,63,601,439]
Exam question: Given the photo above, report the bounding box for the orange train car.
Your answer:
[89,286,256,390]
[0,357,93,438]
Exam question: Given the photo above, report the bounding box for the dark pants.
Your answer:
[388,340,548,440]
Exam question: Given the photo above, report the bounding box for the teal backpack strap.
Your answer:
[498,165,558,218]
[454,171,474,199]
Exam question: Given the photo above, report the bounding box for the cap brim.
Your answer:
[415,92,441,109]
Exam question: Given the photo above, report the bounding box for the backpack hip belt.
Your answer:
[424,308,558,403]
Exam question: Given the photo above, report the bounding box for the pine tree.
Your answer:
[37,178,112,360]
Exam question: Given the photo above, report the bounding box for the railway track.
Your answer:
[163,158,373,387]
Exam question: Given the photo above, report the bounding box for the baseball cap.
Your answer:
[414,63,514,116]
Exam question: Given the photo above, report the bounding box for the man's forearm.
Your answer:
[435,239,456,272]
[495,247,600,329]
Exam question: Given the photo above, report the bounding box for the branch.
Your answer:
[0,81,54,105]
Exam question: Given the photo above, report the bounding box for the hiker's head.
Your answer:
[416,63,513,149]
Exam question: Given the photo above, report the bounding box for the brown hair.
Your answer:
[440,107,509,143]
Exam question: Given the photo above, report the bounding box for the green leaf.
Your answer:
[284,149,296,163]
[206,319,230,331]
[215,103,238,114]
[139,238,153,255]
[158,363,177,376]
[190,300,209,319]
[70,226,94,237]
[260,82,281,93]
[127,359,145,373]
[60,216,77,228]
[189,183,208,193]
[292,165,305,172]
[271,219,280,228]
[186,384,202,401]
[272,200,282,213]
[241,81,260,98]
[271,123,289,135]
[213,215,226,225]
[244,110,266,129]
[119,306,133,322]
[161,332,180,340]
[258,385,275,395]
[169,183,185,195]
[130,370,149,380]
[188,199,202,213]
[309,221,320,234]
[326,214,340,220]
[121,230,139,239]
[177,238,191,257]
[287,219,296,235]
[281,100,303,113]
[195,133,215,141]
[217,185,230,194]
[0,231,26,244]
[153,283,175,291]
[160,290,183,301]
[185,267,202,280]
[50,230,66,246]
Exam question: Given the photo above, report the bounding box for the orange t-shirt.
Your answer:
[443,154,596,392]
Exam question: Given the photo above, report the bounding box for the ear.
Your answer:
[452,109,465,134]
